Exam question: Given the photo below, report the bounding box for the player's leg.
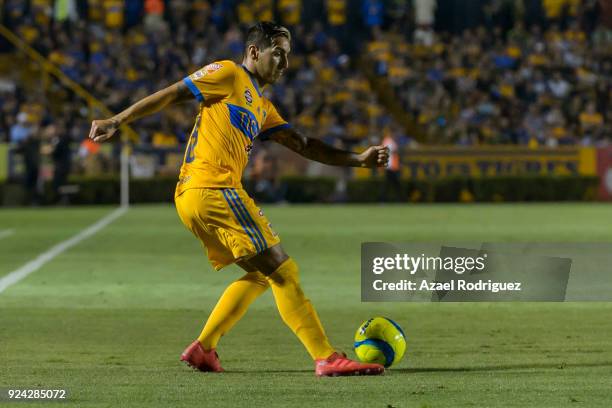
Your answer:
[247,246,334,360]
[197,261,269,350]
[248,245,384,376]
[181,262,270,372]
[176,188,270,371]
[178,187,382,375]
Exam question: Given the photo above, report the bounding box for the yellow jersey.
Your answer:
[176,60,289,196]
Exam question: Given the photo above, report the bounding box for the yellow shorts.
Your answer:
[175,187,281,270]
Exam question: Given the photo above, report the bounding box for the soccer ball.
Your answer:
[354,317,406,368]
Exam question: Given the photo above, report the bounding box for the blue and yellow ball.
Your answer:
[354,317,406,368]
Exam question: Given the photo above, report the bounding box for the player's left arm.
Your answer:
[268,127,389,168]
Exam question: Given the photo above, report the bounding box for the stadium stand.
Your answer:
[0,0,609,203]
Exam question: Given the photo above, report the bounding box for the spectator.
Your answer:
[548,72,571,99]
[327,0,347,27]
[251,150,286,203]
[144,0,165,31]
[9,112,31,144]
[362,0,384,31]
[11,117,42,205]
[45,123,73,204]
[579,101,604,134]
[278,0,301,27]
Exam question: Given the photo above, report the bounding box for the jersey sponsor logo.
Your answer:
[194,63,223,78]
[227,103,260,141]
[244,89,253,105]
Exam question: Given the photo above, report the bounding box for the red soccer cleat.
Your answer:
[315,352,384,377]
[180,340,224,372]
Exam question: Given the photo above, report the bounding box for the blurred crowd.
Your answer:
[0,0,400,153]
[369,0,611,146]
[0,0,610,197]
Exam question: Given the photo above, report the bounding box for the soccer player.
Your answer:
[88,22,389,377]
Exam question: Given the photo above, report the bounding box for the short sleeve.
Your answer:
[183,60,237,102]
[258,98,291,140]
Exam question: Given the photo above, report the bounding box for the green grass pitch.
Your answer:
[1,203,612,407]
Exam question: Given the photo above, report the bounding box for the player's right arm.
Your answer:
[90,61,236,143]
[88,80,193,143]
[268,127,389,168]
[259,98,389,168]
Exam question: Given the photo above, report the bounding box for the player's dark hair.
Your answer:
[245,21,291,51]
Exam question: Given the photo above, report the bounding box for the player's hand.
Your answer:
[358,145,390,168]
[88,118,120,143]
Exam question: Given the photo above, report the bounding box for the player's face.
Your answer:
[258,36,290,84]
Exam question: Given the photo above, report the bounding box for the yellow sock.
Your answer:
[266,258,335,360]
[198,271,269,349]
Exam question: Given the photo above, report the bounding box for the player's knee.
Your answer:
[266,258,301,288]
[248,244,290,275]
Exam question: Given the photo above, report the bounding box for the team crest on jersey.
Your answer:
[245,144,253,155]
[244,89,253,105]
[194,63,222,78]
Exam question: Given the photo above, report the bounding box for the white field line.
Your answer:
[0,207,127,294]
[0,229,15,240]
